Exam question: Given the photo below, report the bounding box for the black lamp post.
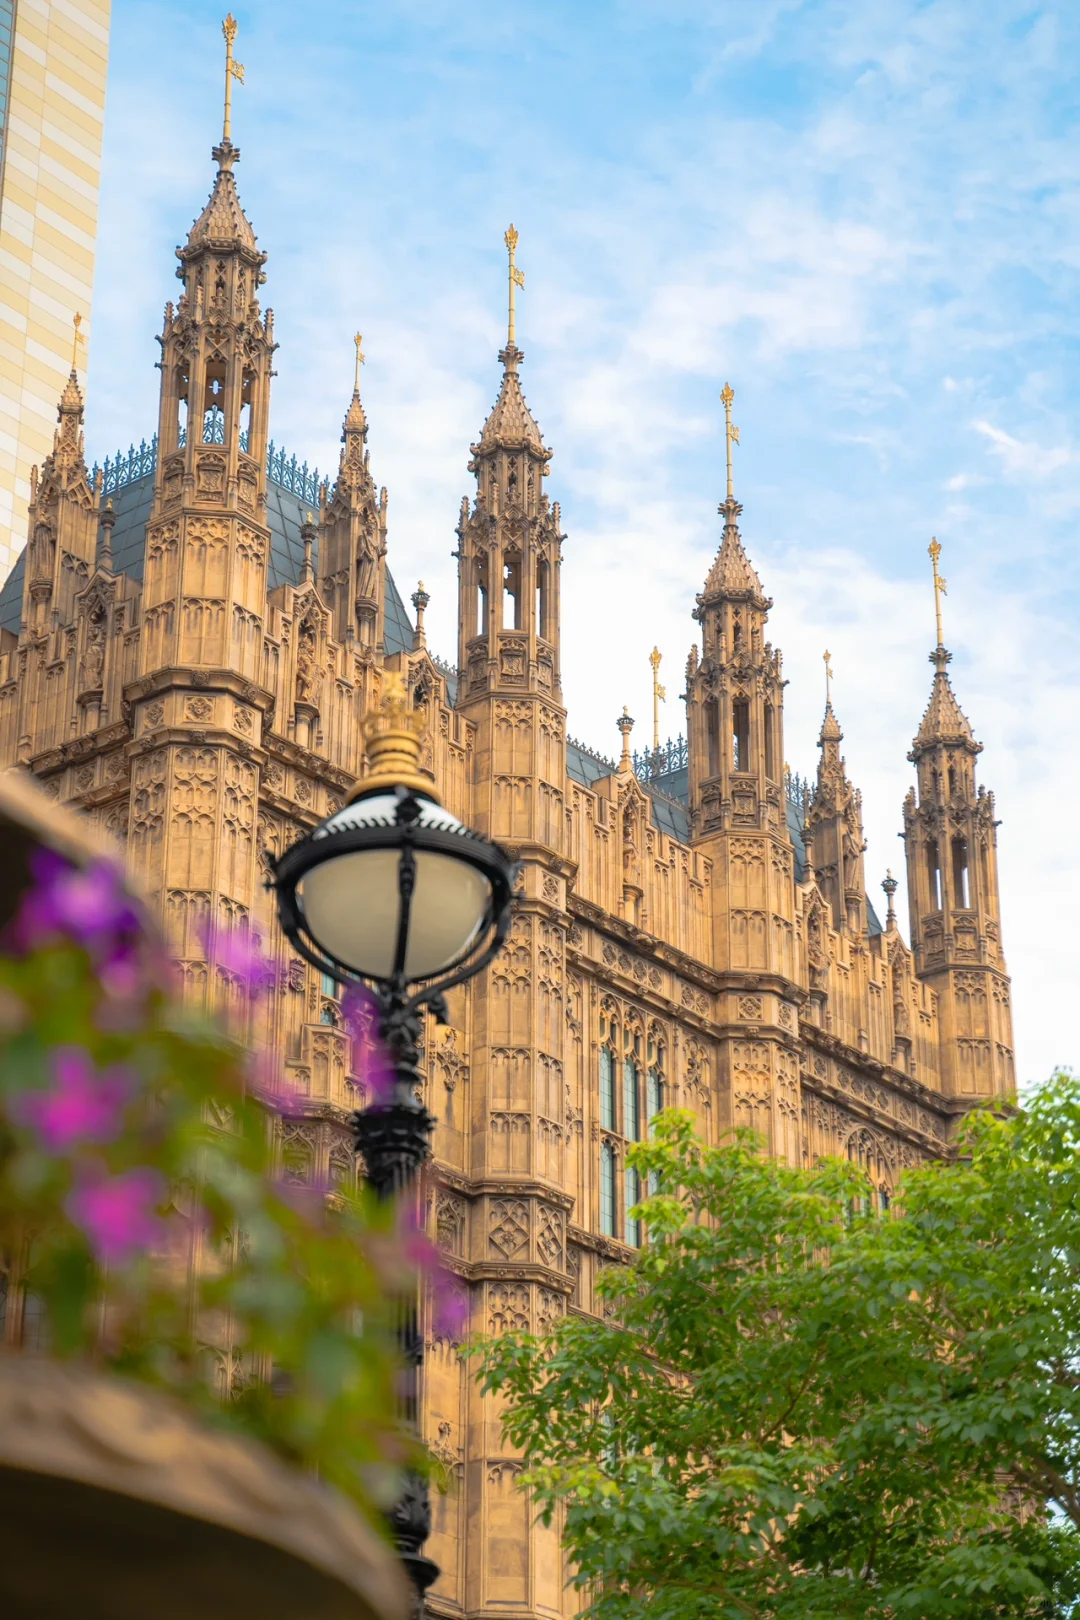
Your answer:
[271,671,516,1615]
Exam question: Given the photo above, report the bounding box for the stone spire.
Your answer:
[901,539,1013,1099]
[476,345,548,458]
[807,667,866,934]
[456,226,562,706]
[185,143,259,256]
[702,501,764,599]
[914,646,976,754]
[320,334,386,649]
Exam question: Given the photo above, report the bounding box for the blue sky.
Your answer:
[86,1,1080,1084]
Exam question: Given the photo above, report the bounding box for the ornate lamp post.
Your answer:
[272,671,516,1613]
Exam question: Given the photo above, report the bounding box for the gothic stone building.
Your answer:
[0,133,1014,1618]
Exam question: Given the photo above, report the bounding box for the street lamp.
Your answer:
[271,670,516,1613]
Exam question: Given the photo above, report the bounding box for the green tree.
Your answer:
[477,1082,1080,1619]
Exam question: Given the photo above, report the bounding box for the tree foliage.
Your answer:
[477,1082,1080,1618]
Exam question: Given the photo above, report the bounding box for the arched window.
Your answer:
[705,698,720,778]
[476,558,489,637]
[536,560,549,640]
[503,554,521,630]
[733,700,750,772]
[764,703,776,781]
[951,836,970,908]
[599,1043,617,1132]
[600,1142,617,1236]
[624,1053,640,1141]
[625,1165,642,1248]
[927,840,942,911]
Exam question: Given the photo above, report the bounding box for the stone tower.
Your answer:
[902,582,1012,1099]
[127,131,276,973]
[683,454,800,1164]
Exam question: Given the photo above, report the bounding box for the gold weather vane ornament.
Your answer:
[70,311,84,373]
[353,332,365,390]
[721,382,739,501]
[505,225,525,347]
[928,537,947,647]
[221,14,245,143]
[649,647,666,752]
[823,648,833,705]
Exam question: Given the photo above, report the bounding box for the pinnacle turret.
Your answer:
[912,646,978,757]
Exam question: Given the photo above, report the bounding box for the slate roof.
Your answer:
[0,470,413,656]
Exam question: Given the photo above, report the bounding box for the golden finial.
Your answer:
[823,649,833,705]
[649,647,666,753]
[353,332,365,391]
[349,669,436,804]
[928,537,947,648]
[505,224,525,348]
[721,382,739,502]
[70,311,84,374]
[222,14,244,144]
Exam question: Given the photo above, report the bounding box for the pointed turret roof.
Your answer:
[913,646,979,754]
[343,385,368,442]
[476,345,548,456]
[702,499,764,598]
[819,699,843,745]
[183,141,259,257]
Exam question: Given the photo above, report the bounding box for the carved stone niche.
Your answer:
[0,1355,409,1620]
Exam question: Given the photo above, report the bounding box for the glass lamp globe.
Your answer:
[296,791,496,982]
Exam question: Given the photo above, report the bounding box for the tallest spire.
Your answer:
[185,15,257,252]
[914,538,975,753]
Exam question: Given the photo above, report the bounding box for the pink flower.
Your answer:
[343,986,396,1104]
[16,851,140,956]
[201,923,275,998]
[67,1168,163,1266]
[14,1047,134,1152]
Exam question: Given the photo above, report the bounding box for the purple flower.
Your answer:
[16,851,140,955]
[431,1271,470,1339]
[67,1167,163,1266]
[14,1046,134,1152]
[201,923,275,997]
[343,986,396,1104]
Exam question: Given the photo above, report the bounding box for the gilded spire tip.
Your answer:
[721,382,739,503]
[928,536,947,650]
[221,14,244,148]
[505,223,525,352]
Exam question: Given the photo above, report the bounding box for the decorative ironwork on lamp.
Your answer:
[271,670,517,1611]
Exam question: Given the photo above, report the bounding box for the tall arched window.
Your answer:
[927,839,942,911]
[599,1043,617,1132]
[503,554,521,630]
[706,698,720,778]
[733,700,750,772]
[600,1142,617,1237]
[764,703,776,781]
[625,1165,642,1248]
[624,1052,641,1142]
[951,836,970,908]
[536,559,549,641]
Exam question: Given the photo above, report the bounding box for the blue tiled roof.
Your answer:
[0,470,413,657]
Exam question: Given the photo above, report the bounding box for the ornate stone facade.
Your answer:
[0,132,1014,1619]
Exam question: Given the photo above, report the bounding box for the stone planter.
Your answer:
[0,1354,410,1620]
